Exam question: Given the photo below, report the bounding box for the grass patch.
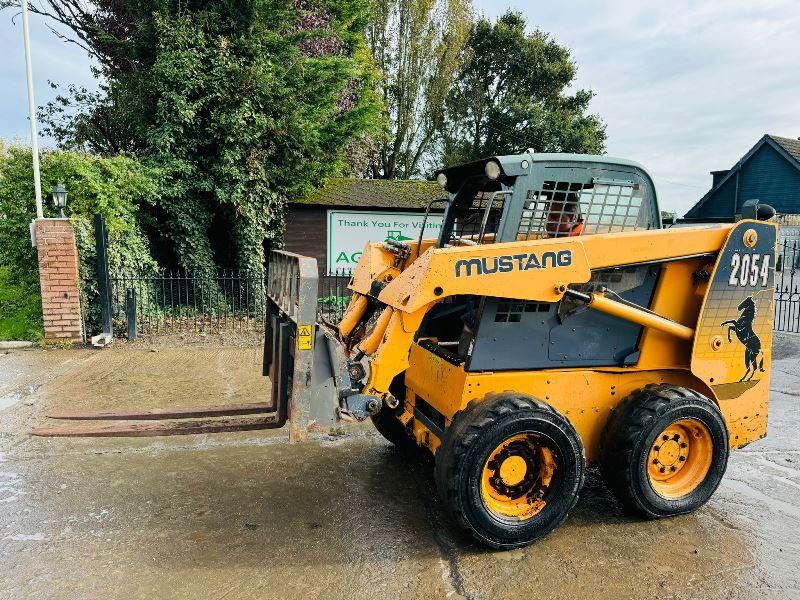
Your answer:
[0,266,42,342]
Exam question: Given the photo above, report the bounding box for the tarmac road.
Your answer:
[1,335,799,599]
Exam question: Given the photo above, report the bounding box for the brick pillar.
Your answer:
[35,219,83,344]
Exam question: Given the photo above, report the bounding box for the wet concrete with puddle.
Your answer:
[1,335,799,599]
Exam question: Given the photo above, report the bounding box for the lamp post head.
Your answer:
[51,182,67,217]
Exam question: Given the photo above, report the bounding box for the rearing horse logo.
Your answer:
[721,296,765,382]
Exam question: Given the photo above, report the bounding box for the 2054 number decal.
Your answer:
[729,252,771,287]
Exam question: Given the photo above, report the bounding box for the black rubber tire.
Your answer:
[434,393,585,549]
[371,403,416,450]
[599,384,729,518]
[370,374,416,450]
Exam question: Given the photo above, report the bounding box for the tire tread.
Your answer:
[599,384,727,517]
[434,393,585,548]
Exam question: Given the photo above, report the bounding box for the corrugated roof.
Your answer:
[290,178,443,209]
[771,135,800,164]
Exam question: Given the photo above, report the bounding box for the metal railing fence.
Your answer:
[317,269,355,325]
[110,270,266,336]
[775,239,799,333]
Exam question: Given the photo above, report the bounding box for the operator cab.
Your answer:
[417,153,662,371]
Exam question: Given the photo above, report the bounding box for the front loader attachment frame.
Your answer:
[263,249,338,441]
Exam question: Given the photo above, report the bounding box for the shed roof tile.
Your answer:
[770,135,800,164]
[290,178,443,209]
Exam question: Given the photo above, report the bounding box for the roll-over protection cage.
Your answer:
[434,154,662,247]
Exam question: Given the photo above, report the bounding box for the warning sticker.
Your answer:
[297,324,313,350]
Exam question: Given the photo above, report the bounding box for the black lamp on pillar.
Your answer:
[51,182,67,218]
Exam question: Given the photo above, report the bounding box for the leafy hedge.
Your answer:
[0,266,42,342]
[0,143,158,339]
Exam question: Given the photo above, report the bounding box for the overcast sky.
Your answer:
[0,10,97,142]
[2,1,799,215]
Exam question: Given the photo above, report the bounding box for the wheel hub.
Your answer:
[499,455,528,486]
[651,432,688,477]
[481,434,557,520]
[647,419,713,499]
[486,439,540,498]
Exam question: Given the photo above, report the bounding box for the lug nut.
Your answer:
[679,456,686,462]
[654,445,660,451]
[660,467,666,473]
[670,466,676,472]
[673,434,680,441]
[663,435,669,441]
[680,443,687,448]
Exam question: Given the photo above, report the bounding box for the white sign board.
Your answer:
[327,210,444,274]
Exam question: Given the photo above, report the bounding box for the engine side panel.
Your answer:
[691,220,778,448]
[404,342,715,461]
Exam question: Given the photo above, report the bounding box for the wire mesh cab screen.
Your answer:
[519,178,650,240]
[439,185,509,247]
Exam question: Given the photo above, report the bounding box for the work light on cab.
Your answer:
[485,160,501,180]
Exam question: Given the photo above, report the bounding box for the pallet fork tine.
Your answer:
[45,402,272,421]
[31,415,284,438]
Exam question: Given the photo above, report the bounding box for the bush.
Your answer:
[0,266,42,342]
[0,142,159,336]
[36,2,383,278]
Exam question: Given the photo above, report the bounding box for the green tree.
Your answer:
[9,0,383,274]
[440,11,606,166]
[367,0,472,179]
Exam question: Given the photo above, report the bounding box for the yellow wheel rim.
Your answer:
[647,418,713,499]
[480,433,558,521]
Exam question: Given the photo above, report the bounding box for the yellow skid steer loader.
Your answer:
[34,153,778,550]
[326,153,777,548]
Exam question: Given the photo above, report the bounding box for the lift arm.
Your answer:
[337,225,733,418]
[564,289,695,341]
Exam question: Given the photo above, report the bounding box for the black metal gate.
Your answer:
[93,214,266,339]
[109,270,266,337]
[775,239,799,333]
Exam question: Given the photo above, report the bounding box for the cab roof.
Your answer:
[434,153,654,194]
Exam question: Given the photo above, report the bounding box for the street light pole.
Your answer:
[21,0,43,219]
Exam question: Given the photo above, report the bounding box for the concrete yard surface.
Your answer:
[1,336,799,599]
